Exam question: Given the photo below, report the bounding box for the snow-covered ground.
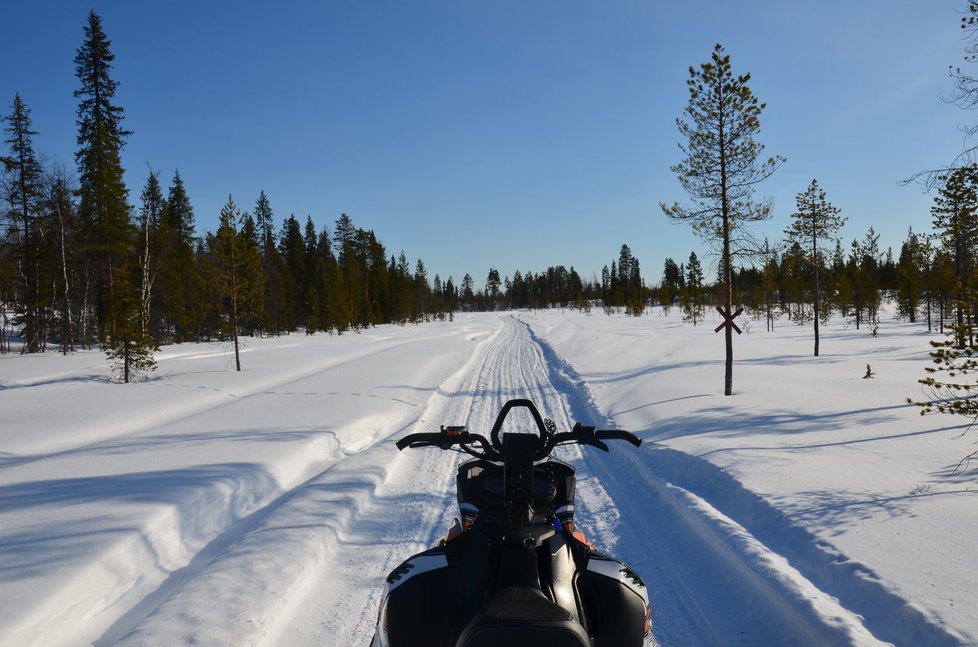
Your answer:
[0,308,975,646]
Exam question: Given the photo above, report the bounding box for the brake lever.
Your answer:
[573,423,610,452]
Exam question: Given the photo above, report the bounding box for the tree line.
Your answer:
[4,10,976,405]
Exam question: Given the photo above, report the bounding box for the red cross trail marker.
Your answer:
[714,306,744,334]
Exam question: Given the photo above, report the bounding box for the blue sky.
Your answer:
[2,1,971,285]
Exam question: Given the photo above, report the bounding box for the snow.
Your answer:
[0,308,975,646]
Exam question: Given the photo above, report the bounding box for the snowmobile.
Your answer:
[370,399,653,647]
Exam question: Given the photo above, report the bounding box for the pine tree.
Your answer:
[785,179,846,356]
[74,11,134,341]
[914,294,978,465]
[661,43,784,395]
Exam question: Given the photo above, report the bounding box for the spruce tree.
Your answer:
[896,228,927,323]
[388,252,409,323]
[334,214,363,329]
[302,216,319,329]
[780,242,809,322]
[279,215,305,329]
[237,213,265,335]
[486,268,501,311]
[74,10,134,340]
[365,231,389,324]
[784,179,846,356]
[414,259,431,321]
[660,258,683,312]
[461,273,475,310]
[445,275,459,315]
[252,191,288,335]
[760,240,779,332]
[315,229,338,331]
[2,94,45,352]
[931,166,978,347]
[661,43,784,395]
[104,265,156,382]
[682,251,705,325]
[207,195,263,370]
[157,171,198,341]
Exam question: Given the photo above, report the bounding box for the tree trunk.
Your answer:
[123,335,131,383]
[720,121,733,396]
[812,224,820,357]
[230,236,241,372]
[57,199,74,354]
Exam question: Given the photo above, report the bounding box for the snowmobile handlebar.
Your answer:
[395,399,640,461]
[395,430,494,454]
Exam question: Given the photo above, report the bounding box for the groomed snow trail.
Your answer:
[112,314,899,646]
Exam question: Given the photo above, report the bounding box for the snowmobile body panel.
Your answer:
[372,530,650,647]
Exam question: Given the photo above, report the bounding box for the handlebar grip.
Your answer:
[594,429,642,447]
[395,433,444,450]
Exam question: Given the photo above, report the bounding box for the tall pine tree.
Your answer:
[661,43,784,395]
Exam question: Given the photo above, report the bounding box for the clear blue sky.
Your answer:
[2,1,971,286]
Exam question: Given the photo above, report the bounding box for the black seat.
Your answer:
[455,587,591,647]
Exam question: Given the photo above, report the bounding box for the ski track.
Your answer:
[81,313,959,646]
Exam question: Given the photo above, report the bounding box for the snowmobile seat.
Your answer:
[454,586,591,647]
